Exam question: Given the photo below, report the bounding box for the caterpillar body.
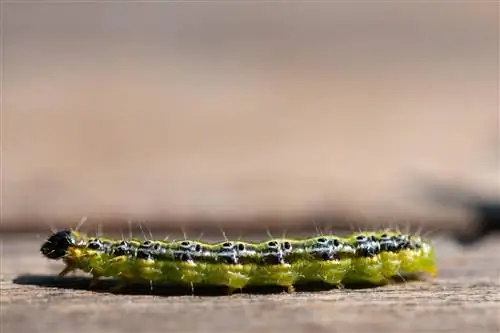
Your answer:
[40,229,437,293]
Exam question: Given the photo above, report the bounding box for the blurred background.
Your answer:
[2,1,498,240]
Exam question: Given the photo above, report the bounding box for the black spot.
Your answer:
[172,250,193,261]
[283,241,292,251]
[136,248,152,260]
[237,243,245,251]
[328,238,341,247]
[142,240,153,246]
[356,235,367,242]
[40,230,76,260]
[317,237,327,244]
[356,241,380,257]
[87,239,103,250]
[267,241,278,248]
[357,247,372,257]
[180,241,190,247]
[139,243,164,260]
[195,244,202,252]
[113,241,132,256]
[217,242,238,264]
[394,236,412,250]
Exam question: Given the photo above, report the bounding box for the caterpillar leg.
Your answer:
[88,274,102,289]
[335,282,345,290]
[225,270,249,294]
[109,279,130,293]
[57,264,77,277]
[226,287,237,296]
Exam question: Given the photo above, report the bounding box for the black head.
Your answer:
[40,230,76,260]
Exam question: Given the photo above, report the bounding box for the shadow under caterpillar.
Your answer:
[39,229,437,295]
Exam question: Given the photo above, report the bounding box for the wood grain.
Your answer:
[1,233,499,333]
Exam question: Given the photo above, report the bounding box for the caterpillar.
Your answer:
[40,228,437,294]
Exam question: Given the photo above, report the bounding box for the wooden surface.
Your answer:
[1,233,499,333]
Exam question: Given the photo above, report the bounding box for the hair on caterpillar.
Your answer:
[74,216,88,232]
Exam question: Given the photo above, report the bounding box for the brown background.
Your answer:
[1,2,500,332]
[2,1,498,234]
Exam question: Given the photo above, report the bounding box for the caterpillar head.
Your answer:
[40,229,77,260]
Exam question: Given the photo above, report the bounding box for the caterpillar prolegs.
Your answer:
[40,229,437,293]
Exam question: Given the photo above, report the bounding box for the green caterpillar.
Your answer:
[40,229,437,293]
